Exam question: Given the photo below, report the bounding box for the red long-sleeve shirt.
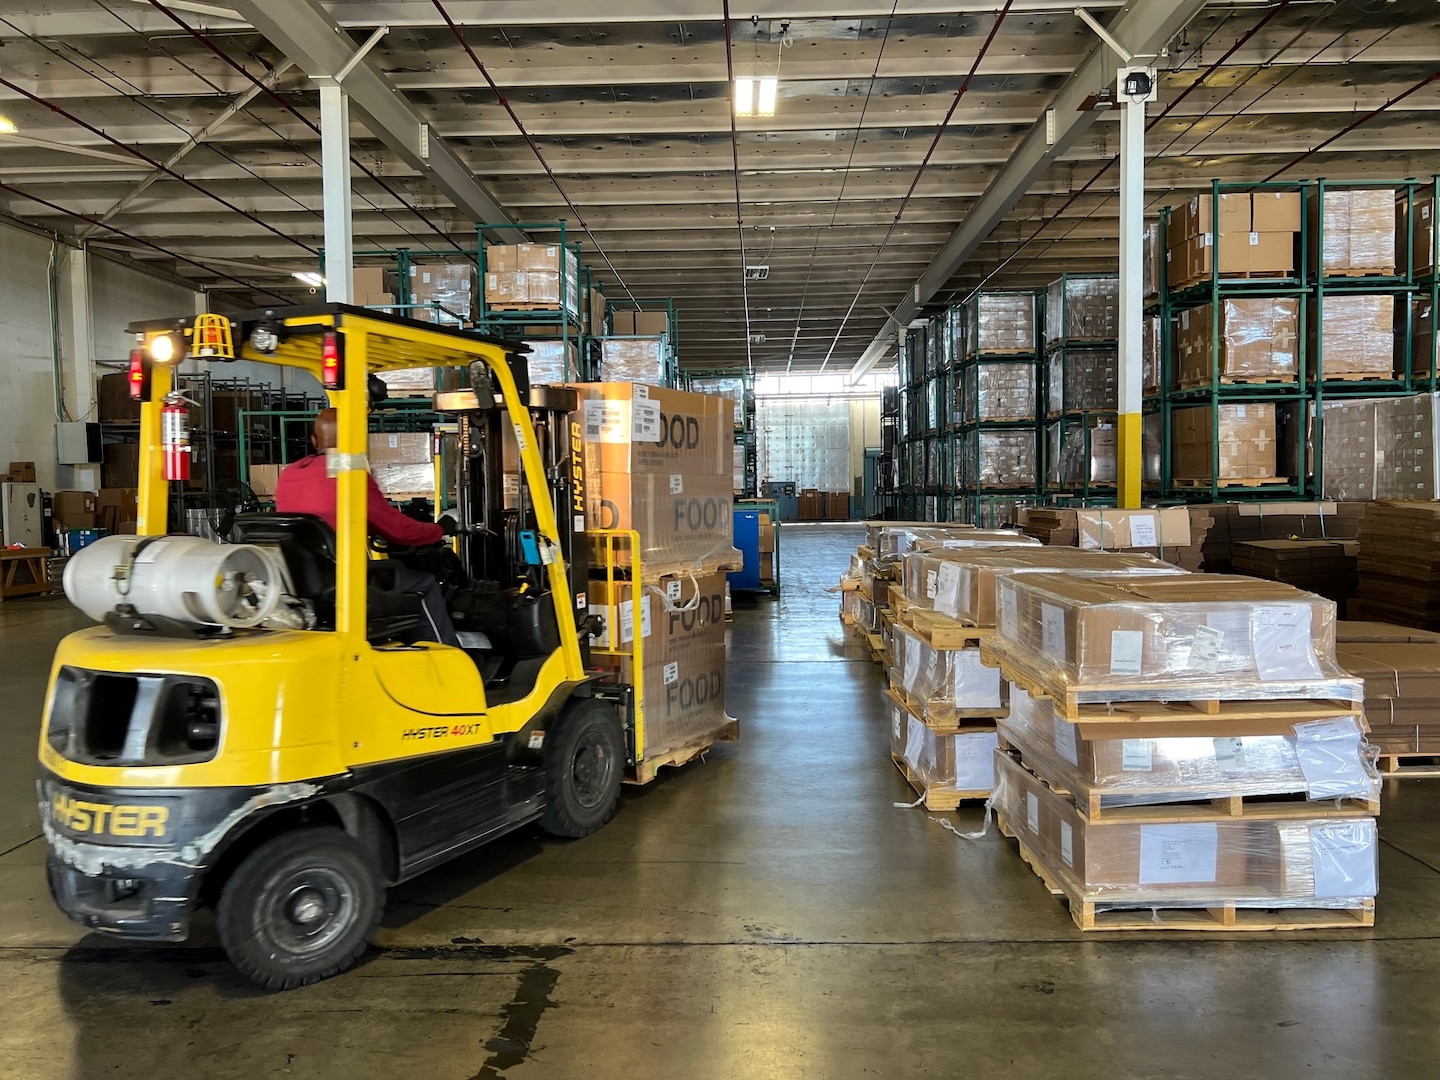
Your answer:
[273,454,443,548]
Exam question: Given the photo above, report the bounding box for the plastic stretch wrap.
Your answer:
[889,625,1005,721]
[1317,294,1394,377]
[1048,350,1118,415]
[963,362,1036,422]
[958,429,1036,489]
[1051,424,1116,487]
[999,686,1378,807]
[842,588,881,632]
[994,751,1378,908]
[905,547,1178,623]
[993,572,1361,702]
[926,379,941,429]
[1404,298,1438,378]
[600,337,667,384]
[1175,298,1299,384]
[1171,402,1278,482]
[888,700,999,794]
[948,305,967,366]
[1315,188,1396,273]
[968,292,1036,355]
[411,263,473,320]
[589,573,729,760]
[1143,222,1162,300]
[926,438,943,487]
[688,376,746,426]
[870,523,975,558]
[371,462,434,497]
[376,368,435,394]
[525,339,581,383]
[1143,317,1163,395]
[1143,413,1163,484]
[1320,394,1440,500]
[1045,276,1118,344]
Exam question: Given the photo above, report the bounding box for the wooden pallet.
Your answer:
[900,606,994,650]
[0,549,54,601]
[892,754,990,812]
[1176,376,1296,390]
[979,640,1361,725]
[1322,267,1397,278]
[1170,476,1289,489]
[1318,371,1396,382]
[866,632,887,662]
[628,718,739,785]
[996,812,1375,932]
[969,348,1036,357]
[884,686,1005,732]
[999,744,1378,822]
[1377,755,1440,779]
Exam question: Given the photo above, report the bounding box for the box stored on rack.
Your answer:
[1171,402,1278,483]
[1175,298,1299,385]
[483,246,580,317]
[967,292,1036,355]
[368,432,433,497]
[600,336,668,384]
[1314,294,1395,378]
[1309,188,1397,276]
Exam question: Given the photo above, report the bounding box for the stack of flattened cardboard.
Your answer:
[1354,501,1440,629]
[1336,623,1440,760]
[987,572,1380,930]
[1231,539,1358,606]
[1018,506,1212,571]
[578,383,739,768]
[1199,501,1364,573]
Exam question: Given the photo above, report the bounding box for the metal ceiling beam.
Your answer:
[228,0,524,240]
[848,0,1209,380]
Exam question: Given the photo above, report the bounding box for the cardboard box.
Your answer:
[825,492,850,521]
[411,262,473,320]
[599,337,667,383]
[247,465,280,498]
[888,700,999,793]
[1252,190,1303,232]
[101,444,138,488]
[589,571,729,758]
[353,267,386,297]
[1172,402,1277,482]
[585,471,738,578]
[609,310,636,336]
[7,462,36,483]
[758,518,776,554]
[572,383,728,478]
[97,372,141,423]
[1309,187,1397,274]
[1400,189,1435,276]
[368,432,433,497]
[1076,507,1192,551]
[1316,294,1395,377]
[633,311,670,337]
[996,571,1346,691]
[52,490,97,525]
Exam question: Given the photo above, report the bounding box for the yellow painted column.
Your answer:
[1116,409,1143,509]
[333,331,368,640]
[135,362,173,535]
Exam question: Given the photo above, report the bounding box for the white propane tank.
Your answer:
[63,534,287,630]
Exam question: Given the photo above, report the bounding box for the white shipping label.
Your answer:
[619,599,635,644]
[634,383,649,399]
[958,567,975,619]
[668,474,683,495]
[952,732,998,790]
[582,400,628,444]
[631,399,662,442]
[666,579,683,601]
[1309,821,1378,899]
[574,514,586,535]
[1053,719,1080,767]
[903,636,922,694]
[1293,716,1370,799]
[663,661,679,685]
[904,716,926,768]
[1041,603,1067,660]
[639,597,652,638]
[1213,737,1246,773]
[1128,513,1159,547]
[513,424,528,452]
[1189,624,1225,672]
[387,434,399,449]
[1121,739,1154,772]
[1060,820,1074,867]
[926,569,939,600]
[935,562,963,619]
[1252,604,1323,681]
[953,649,1003,710]
[1026,792,1039,834]
[891,712,902,742]
[1138,823,1219,885]
[1110,630,1145,676]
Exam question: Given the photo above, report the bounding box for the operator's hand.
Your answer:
[438,514,460,537]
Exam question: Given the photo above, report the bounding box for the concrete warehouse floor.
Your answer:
[2,525,1440,1078]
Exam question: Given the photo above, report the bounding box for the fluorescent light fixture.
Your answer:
[0,116,15,134]
[734,76,778,118]
[756,77,778,117]
[293,271,325,287]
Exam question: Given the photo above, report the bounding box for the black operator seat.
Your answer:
[230,513,423,643]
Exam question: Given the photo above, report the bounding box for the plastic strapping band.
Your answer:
[933,793,998,841]
[326,451,368,476]
[893,793,927,809]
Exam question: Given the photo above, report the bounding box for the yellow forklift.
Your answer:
[39,305,626,989]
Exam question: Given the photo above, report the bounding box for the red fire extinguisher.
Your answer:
[161,392,192,482]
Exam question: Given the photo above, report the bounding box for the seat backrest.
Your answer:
[230,513,336,605]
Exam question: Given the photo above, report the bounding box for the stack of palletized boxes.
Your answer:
[982,572,1381,932]
[882,540,1179,811]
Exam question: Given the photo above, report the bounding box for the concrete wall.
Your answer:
[0,224,68,491]
[848,396,882,495]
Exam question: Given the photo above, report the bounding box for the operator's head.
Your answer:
[312,407,338,452]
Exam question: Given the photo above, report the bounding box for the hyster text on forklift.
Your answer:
[39,305,630,989]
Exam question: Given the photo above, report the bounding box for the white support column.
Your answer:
[1116,91,1146,508]
[63,246,100,491]
[318,79,354,305]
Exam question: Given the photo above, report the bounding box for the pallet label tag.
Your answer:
[934,562,963,619]
[1128,513,1158,547]
[1060,820,1074,867]
[1025,792,1039,834]
[1293,716,1370,799]
[1109,630,1144,676]
[1309,821,1378,899]
[1121,739,1153,772]
[1138,823,1218,885]
[1189,624,1225,671]
[1041,602,1066,660]
[1252,603,1322,681]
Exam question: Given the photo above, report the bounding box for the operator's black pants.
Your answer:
[394,567,461,648]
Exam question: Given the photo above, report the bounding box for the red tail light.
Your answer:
[128,349,150,400]
[321,331,344,390]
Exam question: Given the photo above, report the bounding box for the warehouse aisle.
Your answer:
[4,531,1440,1078]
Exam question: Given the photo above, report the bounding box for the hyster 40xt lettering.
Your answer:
[40,306,627,989]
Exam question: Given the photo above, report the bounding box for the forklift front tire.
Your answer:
[539,698,624,838]
[216,826,383,991]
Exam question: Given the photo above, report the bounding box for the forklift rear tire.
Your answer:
[216,826,383,991]
[539,699,624,838]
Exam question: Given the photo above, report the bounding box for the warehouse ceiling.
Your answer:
[1,0,1438,372]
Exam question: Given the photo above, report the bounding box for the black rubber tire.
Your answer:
[215,826,383,991]
[539,698,624,838]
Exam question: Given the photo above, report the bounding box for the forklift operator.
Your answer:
[274,408,461,647]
